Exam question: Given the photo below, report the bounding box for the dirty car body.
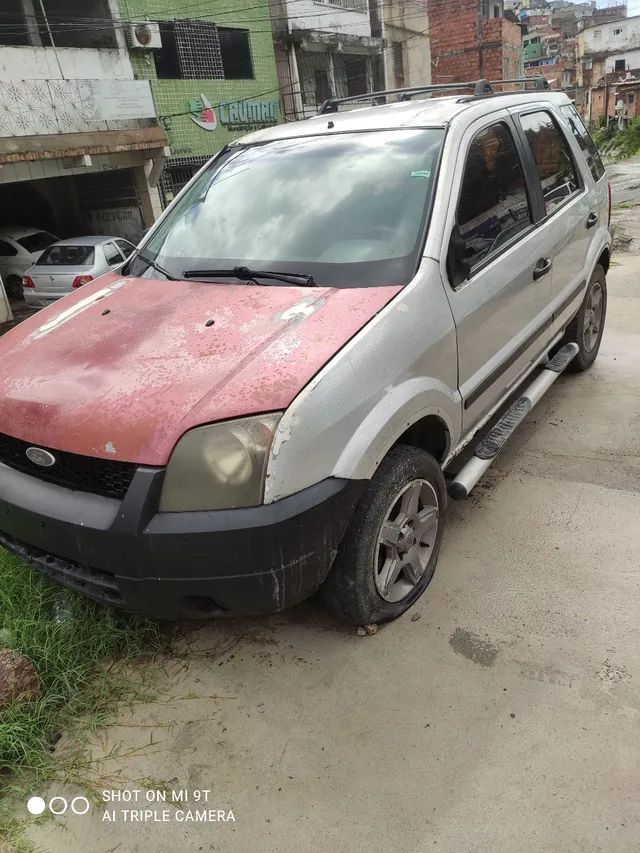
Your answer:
[0,89,612,622]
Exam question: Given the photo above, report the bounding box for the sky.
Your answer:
[627,0,640,15]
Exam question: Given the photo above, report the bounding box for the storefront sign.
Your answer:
[188,95,278,133]
[88,207,144,243]
[188,95,218,131]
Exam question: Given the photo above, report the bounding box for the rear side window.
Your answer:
[0,240,17,257]
[455,122,532,271]
[104,243,124,265]
[37,245,95,266]
[116,239,135,259]
[560,104,606,182]
[17,232,56,253]
[519,111,579,215]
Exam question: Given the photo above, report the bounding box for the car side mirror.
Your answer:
[447,225,471,288]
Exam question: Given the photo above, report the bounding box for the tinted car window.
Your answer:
[116,239,135,259]
[17,232,57,253]
[138,129,445,288]
[0,240,17,257]
[560,104,606,182]
[520,111,579,214]
[37,245,95,266]
[455,122,532,271]
[104,243,124,265]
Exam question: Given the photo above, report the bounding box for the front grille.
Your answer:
[0,433,136,500]
[0,532,123,607]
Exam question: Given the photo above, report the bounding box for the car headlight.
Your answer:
[159,414,282,512]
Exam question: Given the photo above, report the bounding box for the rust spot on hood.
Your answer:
[0,274,401,465]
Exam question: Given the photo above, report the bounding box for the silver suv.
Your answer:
[0,79,611,625]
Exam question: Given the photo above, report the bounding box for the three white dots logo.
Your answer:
[27,796,90,816]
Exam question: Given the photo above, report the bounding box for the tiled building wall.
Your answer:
[119,0,280,200]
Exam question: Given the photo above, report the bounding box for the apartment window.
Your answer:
[0,0,116,49]
[218,28,253,79]
[614,27,622,35]
[393,42,405,88]
[0,0,30,46]
[593,29,601,39]
[480,0,503,19]
[615,59,626,72]
[153,21,253,80]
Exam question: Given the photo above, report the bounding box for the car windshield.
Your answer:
[18,232,57,254]
[36,245,95,266]
[135,129,444,288]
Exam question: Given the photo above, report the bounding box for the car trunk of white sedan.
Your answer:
[28,265,87,294]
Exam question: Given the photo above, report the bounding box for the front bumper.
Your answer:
[0,463,365,619]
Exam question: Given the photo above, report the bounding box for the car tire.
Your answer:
[5,276,22,300]
[562,264,607,372]
[321,445,447,625]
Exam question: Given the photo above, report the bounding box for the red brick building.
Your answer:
[427,0,523,85]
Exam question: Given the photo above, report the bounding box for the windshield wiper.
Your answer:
[134,250,176,281]
[182,265,318,287]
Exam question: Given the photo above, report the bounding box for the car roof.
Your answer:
[50,236,125,247]
[235,91,573,146]
[0,226,51,240]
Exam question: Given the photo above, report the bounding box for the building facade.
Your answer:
[578,13,640,121]
[0,0,167,249]
[270,0,384,120]
[120,0,280,202]
[427,0,523,86]
[371,0,430,92]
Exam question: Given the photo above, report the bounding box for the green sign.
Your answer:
[188,95,279,133]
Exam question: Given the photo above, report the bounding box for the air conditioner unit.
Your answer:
[127,21,162,49]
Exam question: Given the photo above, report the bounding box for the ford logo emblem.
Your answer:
[26,447,56,468]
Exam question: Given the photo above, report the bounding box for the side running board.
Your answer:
[448,343,579,499]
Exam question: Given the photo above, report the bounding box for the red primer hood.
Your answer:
[0,274,400,464]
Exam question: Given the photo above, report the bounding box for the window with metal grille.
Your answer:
[153,20,252,80]
[393,42,405,88]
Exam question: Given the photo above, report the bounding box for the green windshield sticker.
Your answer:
[410,169,431,178]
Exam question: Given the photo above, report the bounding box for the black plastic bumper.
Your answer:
[0,463,366,619]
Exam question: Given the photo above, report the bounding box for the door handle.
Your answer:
[586,212,599,229]
[533,258,552,281]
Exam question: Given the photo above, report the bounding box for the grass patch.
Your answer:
[0,547,167,780]
[593,119,640,162]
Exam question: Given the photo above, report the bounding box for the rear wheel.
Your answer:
[322,445,447,625]
[5,276,22,300]
[562,264,607,372]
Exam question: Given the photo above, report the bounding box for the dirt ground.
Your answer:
[19,173,640,853]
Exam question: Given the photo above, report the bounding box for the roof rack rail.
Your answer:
[317,76,550,114]
[489,76,550,90]
[318,80,492,114]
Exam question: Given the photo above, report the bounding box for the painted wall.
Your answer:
[383,0,430,89]
[603,48,640,74]
[581,15,640,55]
[120,0,280,160]
[286,0,371,37]
[0,46,134,81]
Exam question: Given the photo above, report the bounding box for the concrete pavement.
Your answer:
[25,199,640,853]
